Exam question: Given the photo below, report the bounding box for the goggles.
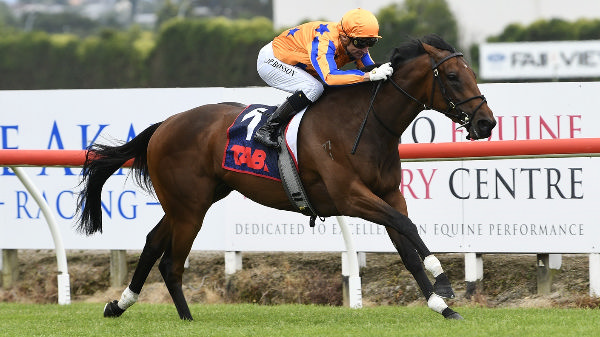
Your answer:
[349,36,379,49]
[340,19,379,49]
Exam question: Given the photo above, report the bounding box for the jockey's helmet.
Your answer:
[339,8,382,39]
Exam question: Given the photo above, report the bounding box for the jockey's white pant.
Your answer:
[256,42,324,103]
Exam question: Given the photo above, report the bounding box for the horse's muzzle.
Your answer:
[469,118,496,140]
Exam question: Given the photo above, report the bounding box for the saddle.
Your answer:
[222,104,320,226]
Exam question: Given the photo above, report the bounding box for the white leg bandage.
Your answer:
[424,255,444,278]
[117,286,139,310]
[427,293,448,314]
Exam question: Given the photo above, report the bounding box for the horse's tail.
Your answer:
[76,122,162,235]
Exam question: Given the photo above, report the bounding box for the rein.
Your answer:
[351,81,382,154]
[352,52,487,153]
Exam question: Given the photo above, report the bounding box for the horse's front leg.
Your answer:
[339,185,436,274]
[382,191,456,298]
[332,181,461,318]
[387,230,462,319]
[382,191,462,319]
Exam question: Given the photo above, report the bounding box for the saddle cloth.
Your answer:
[222,104,305,180]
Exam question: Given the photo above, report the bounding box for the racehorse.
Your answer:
[76,34,496,321]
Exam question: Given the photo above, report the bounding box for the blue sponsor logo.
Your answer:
[487,53,506,62]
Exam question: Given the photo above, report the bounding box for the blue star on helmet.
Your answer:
[287,27,299,36]
[315,24,330,35]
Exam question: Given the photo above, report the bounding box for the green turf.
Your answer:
[0,303,597,337]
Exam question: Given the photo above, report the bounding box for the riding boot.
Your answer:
[253,91,311,148]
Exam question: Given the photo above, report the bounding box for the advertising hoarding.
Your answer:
[480,41,600,80]
[0,83,598,253]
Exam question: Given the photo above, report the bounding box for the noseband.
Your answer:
[388,52,487,130]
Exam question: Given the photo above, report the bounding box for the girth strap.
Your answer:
[277,133,320,227]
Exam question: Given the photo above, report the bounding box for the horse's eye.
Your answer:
[447,73,458,81]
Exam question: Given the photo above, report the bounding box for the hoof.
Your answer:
[433,273,455,299]
[442,307,464,320]
[103,300,125,318]
[445,312,464,320]
[178,309,194,321]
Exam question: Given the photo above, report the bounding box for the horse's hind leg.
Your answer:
[157,182,231,320]
[104,216,170,318]
[157,215,204,320]
[158,239,190,320]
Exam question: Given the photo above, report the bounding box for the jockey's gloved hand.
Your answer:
[368,62,393,81]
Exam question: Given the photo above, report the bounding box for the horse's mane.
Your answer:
[390,34,456,68]
[326,34,455,93]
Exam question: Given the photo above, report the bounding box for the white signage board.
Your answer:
[0,88,286,250]
[480,41,600,80]
[0,83,599,253]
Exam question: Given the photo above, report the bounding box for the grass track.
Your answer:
[0,303,598,337]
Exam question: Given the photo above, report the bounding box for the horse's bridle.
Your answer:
[387,52,487,131]
[351,52,487,154]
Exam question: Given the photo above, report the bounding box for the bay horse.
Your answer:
[76,34,496,321]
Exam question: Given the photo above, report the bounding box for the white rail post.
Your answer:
[590,253,600,297]
[357,252,367,268]
[337,216,362,309]
[464,253,483,298]
[110,250,128,287]
[1,249,18,288]
[536,253,554,295]
[10,166,71,305]
[224,251,242,275]
[549,254,562,269]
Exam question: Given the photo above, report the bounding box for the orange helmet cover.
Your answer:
[339,8,381,38]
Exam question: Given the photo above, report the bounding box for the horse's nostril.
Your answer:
[476,119,496,138]
[478,119,495,130]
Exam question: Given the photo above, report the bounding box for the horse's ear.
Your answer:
[389,37,427,66]
[421,43,445,58]
[421,34,456,53]
[389,47,401,67]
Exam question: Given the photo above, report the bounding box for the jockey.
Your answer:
[254,8,394,148]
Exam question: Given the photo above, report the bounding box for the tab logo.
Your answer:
[230,145,269,171]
